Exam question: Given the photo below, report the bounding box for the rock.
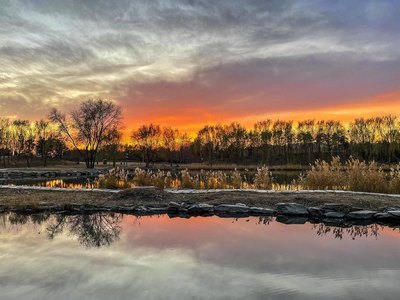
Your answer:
[351,219,375,226]
[382,207,400,212]
[322,203,351,213]
[180,200,196,209]
[387,211,400,217]
[276,215,308,224]
[187,203,214,214]
[375,212,392,219]
[214,204,250,214]
[324,211,346,218]
[308,207,324,217]
[115,206,135,212]
[321,219,351,227]
[135,206,148,213]
[168,202,181,211]
[347,210,378,220]
[147,206,168,214]
[197,203,214,212]
[275,203,309,215]
[250,207,274,215]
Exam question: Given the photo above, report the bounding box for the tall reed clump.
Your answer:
[96,167,275,190]
[203,171,229,189]
[299,157,346,190]
[389,166,400,194]
[253,165,273,189]
[180,169,199,189]
[97,168,132,189]
[230,169,243,189]
[300,157,400,194]
[132,168,153,186]
[345,158,387,193]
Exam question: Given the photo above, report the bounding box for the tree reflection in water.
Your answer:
[0,212,122,248]
[1,213,400,247]
[312,223,383,240]
[46,213,122,248]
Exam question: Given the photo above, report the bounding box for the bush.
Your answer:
[299,157,346,190]
[300,157,400,194]
[254,165,273,189]
[97,168,131,189]
[346,159,387,193]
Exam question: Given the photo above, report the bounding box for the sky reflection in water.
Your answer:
[0,213,400,300]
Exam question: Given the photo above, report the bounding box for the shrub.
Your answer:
[133,168,152,186]
[230,169,243,189]
[97,168,131,189]
[180,169,196,189]
[389,166,400,194]
[299,157,346,190]
[346,159,387,193]
[254,165,272,189]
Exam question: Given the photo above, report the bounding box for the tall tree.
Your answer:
[131,124,161,167]
[49,99,122,169]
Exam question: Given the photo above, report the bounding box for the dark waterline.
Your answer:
[0,213,400,299]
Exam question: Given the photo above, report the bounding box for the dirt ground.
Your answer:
[0,187,399,210]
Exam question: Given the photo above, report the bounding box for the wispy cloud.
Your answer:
[0,0,399,126]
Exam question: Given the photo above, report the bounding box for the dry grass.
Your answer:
[300,157,400,194]
[95,166,273,190]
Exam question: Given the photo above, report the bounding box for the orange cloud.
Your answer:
[121,90,400,139]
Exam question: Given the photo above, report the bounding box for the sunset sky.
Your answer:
[1,0,399,132]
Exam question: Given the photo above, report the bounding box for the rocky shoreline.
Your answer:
[1,186,400,227]
[3,200,400,227]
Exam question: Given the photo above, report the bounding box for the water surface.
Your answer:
[0,213,400,299]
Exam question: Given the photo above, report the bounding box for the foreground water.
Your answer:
[0,213,400,300]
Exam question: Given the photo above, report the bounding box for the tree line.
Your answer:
[0,98,399,168]
[132,116,400,167]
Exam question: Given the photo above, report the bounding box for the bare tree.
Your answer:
[49,99,122,169]
[131,124,161,167]
[0,118,12,167]
[162,126,179,166]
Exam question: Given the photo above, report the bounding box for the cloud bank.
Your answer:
[0,0,399,129]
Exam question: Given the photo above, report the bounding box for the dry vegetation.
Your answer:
[97,166,273,190]
[96,158,400,194]
[299,157,400,194]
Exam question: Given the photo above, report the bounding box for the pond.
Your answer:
[0,170,302,189]
[1,213,400,299]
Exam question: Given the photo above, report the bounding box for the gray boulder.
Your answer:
[187,203,214,214]
[308,207,324,217]
[276,215,308,224]
[348,210,378,220]
[275,203,309,215]
[168,202,181,211]
[324,211,346,218]
[250,207,275,215]
[387,211,400,218]
[214,204,250,214]
[147,206,168,214]
[322,203,351,213]
[135,206,148,213]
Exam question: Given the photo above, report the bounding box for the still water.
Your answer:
[0,213,400,299]
[0,170,301,189]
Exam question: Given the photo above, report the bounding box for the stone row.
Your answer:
[2,202,400,224]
